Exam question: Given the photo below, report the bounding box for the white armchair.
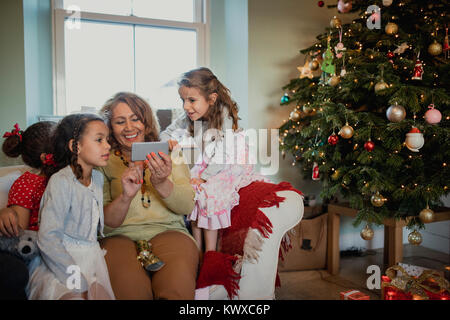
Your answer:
[197,190,304,300]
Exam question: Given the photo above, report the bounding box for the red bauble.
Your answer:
[387,51,395,59]
[318,1,325,7]
[409,127,421,133]
[364,140,375,152]
[328,133,339,145]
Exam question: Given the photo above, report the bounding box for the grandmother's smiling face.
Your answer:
[110,102,146,151]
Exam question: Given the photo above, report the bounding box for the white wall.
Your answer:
[211,0,449,255]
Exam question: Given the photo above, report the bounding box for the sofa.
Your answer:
[0,162,304,300]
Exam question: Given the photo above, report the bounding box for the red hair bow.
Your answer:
[43,154,57,167]
[3,123,23,141]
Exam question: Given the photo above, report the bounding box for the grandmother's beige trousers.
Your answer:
[100,230,199,300]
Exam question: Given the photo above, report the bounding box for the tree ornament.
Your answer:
[318,1,324,7]
[419,205,435,224]
[382,0,393,6]
[386,103,406,122]
[321,36,336,75]
[385,22,398,35]
[334,28,346,58]
[424,104,442,124]
[328,75,340,86]
[297,61,314,79]
[309,59,320,71]
[290,110,301,121]
[330,16,342,29]
[327,133,339,145]
[360,225,374,240]
[281,93,290,104]
[375,80,389,93]
[386,51,395,59]
[364,139,375,152]
[393,42,409,55]
[312,162,320,180]
[337,0,352,13]
[408,230,423,246]
[339,122,354,139]
[331,169,340,180]
[405,127,424,152]
[371,192,386,207]
[428,40,442,56]
[411,53,424,80]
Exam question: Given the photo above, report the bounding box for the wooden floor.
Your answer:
[275,244,449,300]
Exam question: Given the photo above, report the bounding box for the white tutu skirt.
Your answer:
[188,162,269,230]
[27,236,115,300]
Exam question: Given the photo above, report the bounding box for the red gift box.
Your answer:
[340,289,370,300]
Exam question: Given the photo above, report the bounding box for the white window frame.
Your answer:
[51,0,210,115]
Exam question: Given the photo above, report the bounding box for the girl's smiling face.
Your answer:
[179,86,217,121]
[110,102,146,150]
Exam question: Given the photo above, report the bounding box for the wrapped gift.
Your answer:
[340,289,370,300]
[382,265,450,300]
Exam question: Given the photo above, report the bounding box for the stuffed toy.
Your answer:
[0,230,39,265]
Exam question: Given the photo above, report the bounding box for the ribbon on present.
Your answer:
[383,265,450,300]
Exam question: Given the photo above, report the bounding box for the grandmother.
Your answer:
[98,92,199,300]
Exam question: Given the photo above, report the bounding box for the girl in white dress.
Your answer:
[161,68,268,254]
[27,114,131,300]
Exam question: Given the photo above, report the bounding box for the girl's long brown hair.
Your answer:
[100,92,160,151]
[178,67,240,136]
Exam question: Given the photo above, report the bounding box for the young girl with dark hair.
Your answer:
[27,113,131,300]
[0,121,57,299]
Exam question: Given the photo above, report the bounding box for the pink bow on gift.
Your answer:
[3,123,23,141]
[43,153,57,167]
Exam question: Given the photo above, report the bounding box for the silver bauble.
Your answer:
[386,104,406,122]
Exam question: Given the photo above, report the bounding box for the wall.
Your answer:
[0,0,53,167]
[0,0,27,166]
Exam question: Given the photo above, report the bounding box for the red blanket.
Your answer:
[196,181,303,299]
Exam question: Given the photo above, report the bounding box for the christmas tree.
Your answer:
[279,0,449,241]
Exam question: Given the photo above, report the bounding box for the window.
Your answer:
[52,0,209,115]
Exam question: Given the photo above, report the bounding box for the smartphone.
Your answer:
[131,142,169,161]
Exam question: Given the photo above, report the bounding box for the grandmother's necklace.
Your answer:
[114,150,151,208]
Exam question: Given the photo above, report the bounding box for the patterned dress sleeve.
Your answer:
[7,174,34,210]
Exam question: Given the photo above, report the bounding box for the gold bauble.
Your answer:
[385,22,398,35]
[428,40,442,56]
[331,169,340,181]
[290,110,301,121]
[302,105,313,114]
[330,16,342,28]
[371,192,386,207]
[386,104,406,122]
[309,60,320,71]
[419,207,435,223]
[408,230,423,246]
[360,225,374,240]
[339,123,354,139]
[328,75,340,87]
[375,80,389,93]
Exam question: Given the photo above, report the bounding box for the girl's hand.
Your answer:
[121,161,143,200]
[190,178,206,186]
[168,139,179,151]
[0,207,20,237]
[190,178,206,191]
